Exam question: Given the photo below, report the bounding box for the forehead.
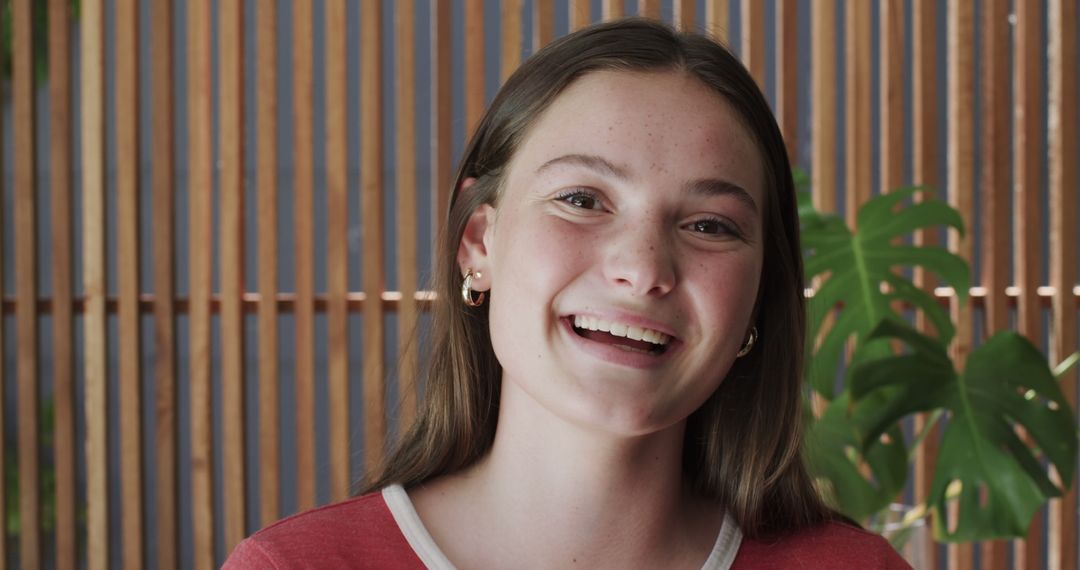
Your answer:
[506,70,765,201]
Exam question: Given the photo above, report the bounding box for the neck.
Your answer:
[415,380,721,568]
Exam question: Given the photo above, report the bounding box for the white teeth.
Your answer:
[571,315,670,346]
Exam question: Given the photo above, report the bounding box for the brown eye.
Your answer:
[685,217,738,238]
[556,190,603,210]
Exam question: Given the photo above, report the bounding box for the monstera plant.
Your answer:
[798,174,1079,543]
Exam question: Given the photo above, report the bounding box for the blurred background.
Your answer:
[1,0,1078,568]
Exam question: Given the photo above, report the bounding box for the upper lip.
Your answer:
[563,310,680,341]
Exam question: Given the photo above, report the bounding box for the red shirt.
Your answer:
[224,489,911,569]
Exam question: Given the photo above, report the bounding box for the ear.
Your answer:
[456,178,495,292]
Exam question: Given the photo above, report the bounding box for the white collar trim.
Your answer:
[382,484,743,570]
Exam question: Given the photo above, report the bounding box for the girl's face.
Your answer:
[461,70,765,437]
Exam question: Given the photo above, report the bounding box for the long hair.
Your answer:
[361,18,832,538]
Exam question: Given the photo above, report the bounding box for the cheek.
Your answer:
[694,254,763,319]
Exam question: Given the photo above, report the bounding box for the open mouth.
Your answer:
[569,315,672,356]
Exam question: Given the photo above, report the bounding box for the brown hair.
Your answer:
[361,18,833,538]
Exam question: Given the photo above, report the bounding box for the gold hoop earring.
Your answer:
[461,269,485,307]
[736,326,757,357]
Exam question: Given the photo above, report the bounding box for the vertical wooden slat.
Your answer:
[219,0,248,551]
[740,0,765,86]
[979,2,1011,566]
[188,0,216,564]
[639,0,661,19]
[361,0,388,482]
[48,0,77,567]
[465,0,485,135]
[602,0,624,21]
[397,1,420,429]
[705,0,729,41]
[432,0,453,234]
[13,0,39,566]
[257,0,280,527]
[151,0,178,563]
[501,0,523,82]
[811,0,837,215]
[326,0,350,502]
[292,0,317,512]
[1014,1,1045,563]
[980,0,1010,337]
[947,1,975,567]
[1047,2,1078,568]
[570,0,591,30]
[533,0,554,51]
[844,0,871,223]
[674,0,695,30]
[82,0,109,567]
[879,0,903,195]
[116,0,144,566]
[1012,3,1043,344]
[910,1,940,563]
[775,0,798,162]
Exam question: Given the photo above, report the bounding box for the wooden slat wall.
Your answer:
[115,0,143,566]
[911,2,940,565]
[775,0,798,161]
[150,0,178,566]
[48,0,76,568]
[292,0,317,513]
[603,0,625,21]
[188,0,216,566]
[845,0,871,225]
[325,0,349,503]
[740,0,764,86]
[674,0,695,29]
[1048,3,1079,570]
[502,1,523,82]
[533,0,554,51]
[879,0,903,196]
[360,0,387,490]
[811,0,837,215]
[256,0,281,529]
[947,2,976,568]
[706,0,728,41]
[5,3,1080,568]
[465,0,485,134]
[81,0,109,567]
[1015,2,1045,565]
[13,0,39,567]
[397,1,420,428]
[219,0,247,553]
[980,3,1011,567]
[432,0,453,236]
[571,0,591,31]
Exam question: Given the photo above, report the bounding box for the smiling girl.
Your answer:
[225,18,909,569]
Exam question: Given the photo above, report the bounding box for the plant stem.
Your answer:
[908,409,944,460]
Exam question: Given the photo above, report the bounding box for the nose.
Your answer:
[601,223,677,297]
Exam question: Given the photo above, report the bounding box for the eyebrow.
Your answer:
[536,154,630,179]
[536,153,758,214]
[687,178,759,214]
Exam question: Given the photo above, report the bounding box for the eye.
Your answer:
[554,189,605,211]
[684,217,741,239]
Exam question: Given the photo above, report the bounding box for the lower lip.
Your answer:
[560,318,677,369]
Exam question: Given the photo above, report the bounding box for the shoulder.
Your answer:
[732,520,912,570]
[222,489,425,569]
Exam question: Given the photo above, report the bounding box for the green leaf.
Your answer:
[802,189,968,398]
[849,320,1078,541]
[806,393,908,519]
